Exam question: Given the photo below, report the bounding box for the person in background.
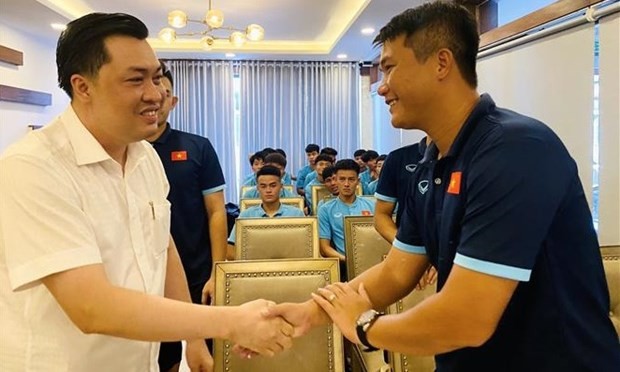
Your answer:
[317,159,375,278]
[241,151,265,186]
[227,165,305,259]
[365,154,386,196]
[296,143,320,196]
[304,154,335,214]
[241,153,296,199]
[316,166,340,212]
[146,61,228,371]
[0,12,292,372]
[267,3,620,371]
[359,150,379,186]
[353,149,367,173]
[303,147,339,187]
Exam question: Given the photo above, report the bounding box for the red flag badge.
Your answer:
[361,210,372,216]
[447,171,462,195]
[171,151,187,161]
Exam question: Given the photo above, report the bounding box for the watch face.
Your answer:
[357,309,378,325]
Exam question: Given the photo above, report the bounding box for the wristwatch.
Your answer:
[355,309,384,352]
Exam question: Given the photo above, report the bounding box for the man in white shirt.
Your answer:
[0,12,291,372]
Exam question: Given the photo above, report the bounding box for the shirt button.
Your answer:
[434,178,442,185]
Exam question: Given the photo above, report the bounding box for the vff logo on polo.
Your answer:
[418,180,429,195]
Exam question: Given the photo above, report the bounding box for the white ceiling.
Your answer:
[0,0,426,61]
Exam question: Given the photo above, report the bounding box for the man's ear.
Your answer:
[436,48,454,81]
[70,74,92,102]
[171,96,179,108]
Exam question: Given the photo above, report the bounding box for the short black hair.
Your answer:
[249,151,265,166]
[261,147,277,155]
[361,150,379,162]
[275,148,287,158]
[377,154,388,162]
[353,149,366,157]
[322,166,336,179]
[264,153,287,168]
[320,147,338,157]
[305,144,320,153]
[373,1,479,87]
[57,13,149,98]
[159,60,173,87]
[256,165,282,180]
[334,159,361,175]
[314,154,334,164]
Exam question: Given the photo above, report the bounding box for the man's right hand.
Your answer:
[264,300,329,338]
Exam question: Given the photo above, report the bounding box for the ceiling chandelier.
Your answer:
[158,0,265,50]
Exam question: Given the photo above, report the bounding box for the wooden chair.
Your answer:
[234,217,319,260]
[239,197,304,212]
[311,185,334,215]
[601,245,620,336]
[213,259,344,372]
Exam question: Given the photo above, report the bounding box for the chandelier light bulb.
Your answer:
[245,24,265,41]
[158,28,177,43]
[229,31,247,47]
[200,35,215,50]
[205,9,224,28]
[168,10,187,28]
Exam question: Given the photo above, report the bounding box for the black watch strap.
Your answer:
[356,311,383,352]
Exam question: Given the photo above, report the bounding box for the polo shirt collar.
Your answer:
[150,123,173,145]
[260,203,284,217]
[445,93,496,158]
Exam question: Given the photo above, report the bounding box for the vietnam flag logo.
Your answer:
[447,171,462,195]
[361,210,372,216]
[171,150,187,161]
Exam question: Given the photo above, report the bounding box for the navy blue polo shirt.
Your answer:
[375,137,426,225]
[395,94,620,371]
[150,124,226,288]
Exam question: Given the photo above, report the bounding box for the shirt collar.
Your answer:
[150,123,173,145]
[62,105,150,168]
[260,202,284,217]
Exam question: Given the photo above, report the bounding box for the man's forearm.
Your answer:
[208,209,228,265]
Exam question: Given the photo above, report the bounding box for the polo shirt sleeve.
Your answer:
[375,153,398,203]
[296,167,308,189]
[0,155,102,291]
[393,185,426,255]
[455,131,574,282]
[318,203,332,240]
[200,139,226,195]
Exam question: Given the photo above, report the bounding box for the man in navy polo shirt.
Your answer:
[147,62,228,371]
[268,3,620,371]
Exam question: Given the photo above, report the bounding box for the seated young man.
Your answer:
[353,149,367,173]
[318,159,375,278]
[359,150,379,186]
[241,153,296,199]
[296,144,320,196]
[365,154,386,196]
[303,154,334,213]
[316,166,339,212]
[228,165,305,259]
[303,147,339,188]
[241,151,265,186]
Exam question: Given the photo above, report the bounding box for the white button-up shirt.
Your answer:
[0,106,170,371]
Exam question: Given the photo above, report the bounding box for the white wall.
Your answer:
[0,22,69,153]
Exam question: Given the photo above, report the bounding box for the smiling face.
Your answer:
[377,34,437,131]
[75,36,164,146]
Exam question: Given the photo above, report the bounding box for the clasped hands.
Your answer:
[231,282,372,359]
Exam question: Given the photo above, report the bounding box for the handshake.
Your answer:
[228,282,373,358]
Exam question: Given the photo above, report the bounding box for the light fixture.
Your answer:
[361,27,375,35]
[159,0,264,49]
[337,54,348,59]
[51,23,67,31]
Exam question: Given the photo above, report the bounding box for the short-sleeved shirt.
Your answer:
[358,169,373,186]
[304,178,325,213]
[303,170,317,187]
[241,172,255,186]
[365,179,378,196]
[241,186,296,199]
[375,138,426,225]
[150,123,225,287]
[0,107,170,371]
[227,203,305,244]
[394,94,620,371]
[296,164,313,189]
[318,196,376,255]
